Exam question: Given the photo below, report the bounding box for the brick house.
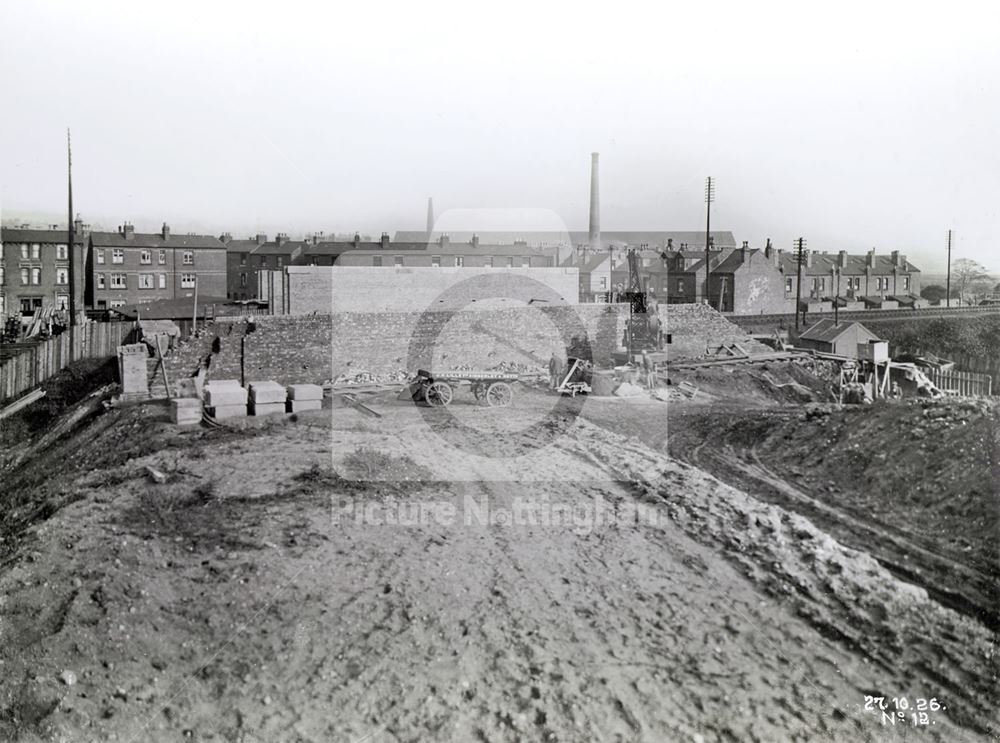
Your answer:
[86,223,226,309]
[220,233,267,300]
[777,248,922,310]
[1,221,87,321]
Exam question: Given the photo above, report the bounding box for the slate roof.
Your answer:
[2,227,85,244]
[799,319,879,343]
[777,252,920,276]
[222,239,262,254]
[111,296,233,320]
[90,231,225,250]
[391,230,738,249]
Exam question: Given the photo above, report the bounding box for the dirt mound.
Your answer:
[666,358,838,406]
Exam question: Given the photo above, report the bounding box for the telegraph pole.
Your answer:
[794,237,807,331]
[704,177,714,304]
[946,229,952,308]
[67,129,77,327]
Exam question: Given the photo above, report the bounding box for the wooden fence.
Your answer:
[926,368,994,397]
[0,322,138,403]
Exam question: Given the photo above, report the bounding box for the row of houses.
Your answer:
[0,220,924,320]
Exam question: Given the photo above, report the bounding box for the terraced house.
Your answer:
[86,223,226,309]
[0,221,86,321]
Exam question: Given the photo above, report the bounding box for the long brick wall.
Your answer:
[150,303,764,393]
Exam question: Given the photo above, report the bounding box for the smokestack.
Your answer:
[589,152,601,252]
[426,197,434,235]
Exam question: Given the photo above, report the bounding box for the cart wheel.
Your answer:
[485,381,513,407]
[425,381,453,407]
[471,382,484,401]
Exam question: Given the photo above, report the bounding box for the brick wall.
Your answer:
[151,302,765,393]
[266,266,580,314]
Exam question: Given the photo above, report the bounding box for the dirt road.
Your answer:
[1,391,996,741]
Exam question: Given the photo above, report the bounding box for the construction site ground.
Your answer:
[0,361,997,742]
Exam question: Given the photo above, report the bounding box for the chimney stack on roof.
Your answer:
[276,233,289,246]
[867,248,876,268]
[380,232,390,249]
[122,222,135,240]
[891,250,906,268]
[439,233,450,247]
[588,152,601,252]
[353,232,360,247]
[471,234,480,249]
[220,232,232,243]
[839,250,848,267]
[162,222,170,240]
[256,233,267,246]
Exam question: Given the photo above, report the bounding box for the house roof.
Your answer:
[561,254,609,272]
[90,231,225,250]
[250,240,309,256]
[222,239,262,254]
[2,227,86,244]
[301,240,556,258]
[111,296,233,320]
[391,230,738,249]
[778,252,920,276]
[799,319,880,343]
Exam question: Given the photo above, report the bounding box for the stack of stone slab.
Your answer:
[170,397,202,425]
[248,381,287,416]
[204,380,248,419]
[287,384,323,412]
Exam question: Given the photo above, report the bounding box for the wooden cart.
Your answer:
[411,369,523,408]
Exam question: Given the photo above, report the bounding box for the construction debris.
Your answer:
[145,465,168,484]
[287,384,323,412]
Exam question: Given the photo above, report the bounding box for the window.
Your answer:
[138,274,154,289]
[96,249,105,264]
[902,276,909,290]
[31,244,40,260]
[455,256,464,267]
[259,256,268,268]
[239,254,246,267]
[181,274,196,288]
[20,244,28,259]
[183,251,194,265]
[785,277,793,292]
[546,257,554,267]
[240,273,247,287]
[158,250,166,264]
[522,257,530,268]
[109,300,126,309]
[56,244,68,260]
[20,268,29,285]
[0,265,4,284]
[56,267,68,285]
[110,273,127,288]
[56,294,69,310]
[0,296,4,316]
[140,250,152,264]
[112,249,124,264]
[97,273,106,289]
[599,276,607,288]
[372,256,382,267]
[484,256,493,268]
[394,256,404,267]
[506,257,514,268]
[277,257,283,268]
[158,274,166,289]
[819,278,826,291]
[431,255,440,268]
[31,267,41,285]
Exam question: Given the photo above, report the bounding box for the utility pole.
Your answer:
[704,177,714,304]
[67,129,77,327]
[946,229,952,308]
[794,237,807,331]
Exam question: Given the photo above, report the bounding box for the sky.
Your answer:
[1,0,997,273]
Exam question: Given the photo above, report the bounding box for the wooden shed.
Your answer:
[797,319,882,358]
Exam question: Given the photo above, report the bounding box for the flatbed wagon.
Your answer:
[410,369,532,407]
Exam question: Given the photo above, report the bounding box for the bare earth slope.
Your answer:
[1,391,996,742]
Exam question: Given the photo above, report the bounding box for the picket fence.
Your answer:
[925,367,994,397]
[0,322,138,403]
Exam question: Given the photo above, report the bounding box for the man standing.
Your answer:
[641,349,657,389]
[549,351,563,390]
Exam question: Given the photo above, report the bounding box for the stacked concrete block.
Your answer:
[286,383,324,412]
[171,398,202,425]
[117,344,150,400]
[248,381,287,416]
[204,380,248,419]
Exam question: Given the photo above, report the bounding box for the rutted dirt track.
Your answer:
[0,388,997,741]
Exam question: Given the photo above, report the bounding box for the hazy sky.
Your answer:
[2,0,997,272]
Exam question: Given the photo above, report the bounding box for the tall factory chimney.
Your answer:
[588,153,601,252]
[426,197,435,235]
